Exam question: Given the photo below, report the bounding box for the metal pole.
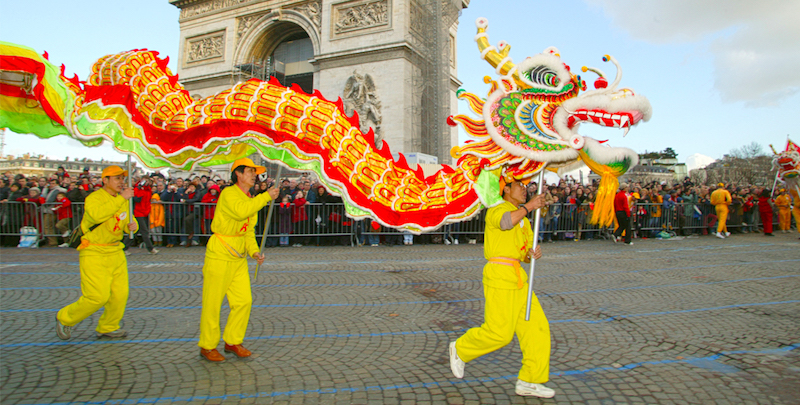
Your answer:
[525,168,547,321]
[770,170,779,198]
[127,155,134,238]
[255,165,282,280]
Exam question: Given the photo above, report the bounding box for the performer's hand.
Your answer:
[120,187,134,200]
[526,194,546,211]
[267,187,279,200]
[253,252,265,265]
[529,245,543,260]
[127,222,136,231]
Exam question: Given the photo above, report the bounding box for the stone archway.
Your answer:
[234,10,320,93]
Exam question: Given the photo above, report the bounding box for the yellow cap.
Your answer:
[717,183,724,187]
[231,157,266,174]
[101,165,128,178]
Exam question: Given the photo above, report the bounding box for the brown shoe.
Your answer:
[186,234,194,247]
[224,343,252,358]
[200,348,225,362]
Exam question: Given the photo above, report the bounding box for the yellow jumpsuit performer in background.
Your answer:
[56,166,137,339]
[198,158,279,362]
[449,178,552,398]
[710,183,732,238]
[790,187,800,238]
[775,189,792,232]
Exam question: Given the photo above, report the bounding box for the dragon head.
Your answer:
[452,17,652,183]
[772,142,800,194]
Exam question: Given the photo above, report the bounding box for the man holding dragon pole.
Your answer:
[449,175,552,398]
[198,157,278,362]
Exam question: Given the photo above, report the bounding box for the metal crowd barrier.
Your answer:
[0,199,784,247]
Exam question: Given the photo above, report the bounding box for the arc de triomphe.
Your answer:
[170,0,468,165]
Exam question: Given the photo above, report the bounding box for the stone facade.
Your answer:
[170,0,468,164]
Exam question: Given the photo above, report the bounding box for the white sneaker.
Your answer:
[179,241,186,246]
[62,231,70,238]
[449,341,465,378]
[124,250,131,256]
[469,239,476,244]
[371,244,379,247]
[58,243,69,248]
[454,240,459,245]
[444,239,451,245]
[715,232,725,239]
[149,249,159,255]
[725,232,731,237]
[515,380,555,398]
[192,240,199,246]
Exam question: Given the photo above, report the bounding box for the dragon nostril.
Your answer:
[594,77,608,89]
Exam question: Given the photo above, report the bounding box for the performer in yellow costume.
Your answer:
[710,183,732,238]
[55,166,137,339]
[198,158,279,362]
[775,189,792,232]
[449,178,552,398]
[791,187,800,238]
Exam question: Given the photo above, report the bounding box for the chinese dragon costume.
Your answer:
[0,18,652,232]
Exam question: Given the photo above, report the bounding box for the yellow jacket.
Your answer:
[150,192,165,228]
[710,189,731,206]
[651,194,663,218]
[79,188,138,255]
[775,194,791,210]
[206,185,273,261]
[483,201,533,290]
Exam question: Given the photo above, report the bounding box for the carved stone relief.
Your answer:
[186,31,226,63]
[333,0,390,36]
[292,0,322,32]
[236,13,265,44]
[343,71,383,147]
[180,0,255,19]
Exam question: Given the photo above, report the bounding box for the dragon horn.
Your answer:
[769,144,778,155]
[474,18,524,87]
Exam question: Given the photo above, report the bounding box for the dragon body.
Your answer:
[0,18,652,232]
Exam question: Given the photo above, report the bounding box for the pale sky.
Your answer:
[1,0,797,167]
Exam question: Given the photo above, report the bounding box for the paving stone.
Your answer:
[0,234,798,404]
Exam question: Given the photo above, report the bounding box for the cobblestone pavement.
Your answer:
[1,233,799,405]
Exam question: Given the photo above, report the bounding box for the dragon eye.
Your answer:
[522,66,560,87]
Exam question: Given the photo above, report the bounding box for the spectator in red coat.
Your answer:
[613,183,633,245]
[291,190,309,246]
[125,176,158,254]
[52,192,73,246]
[201,184,220,244]
[16,186,45,229]
[758,188,774,236]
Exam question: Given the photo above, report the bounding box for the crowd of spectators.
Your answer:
[527,176,798,242]
[1,167,797,249]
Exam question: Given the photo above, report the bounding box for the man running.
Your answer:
[449,176,552,398]
[56,165,137,339]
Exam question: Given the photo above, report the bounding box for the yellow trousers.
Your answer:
[794,207,800,233]
[715,205,728,233]
[57,251,128,333]
[778,209,791,230]
[198,257,252,349]
[455,283,550,383]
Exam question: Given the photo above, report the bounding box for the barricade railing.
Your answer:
[0,199,781,247]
